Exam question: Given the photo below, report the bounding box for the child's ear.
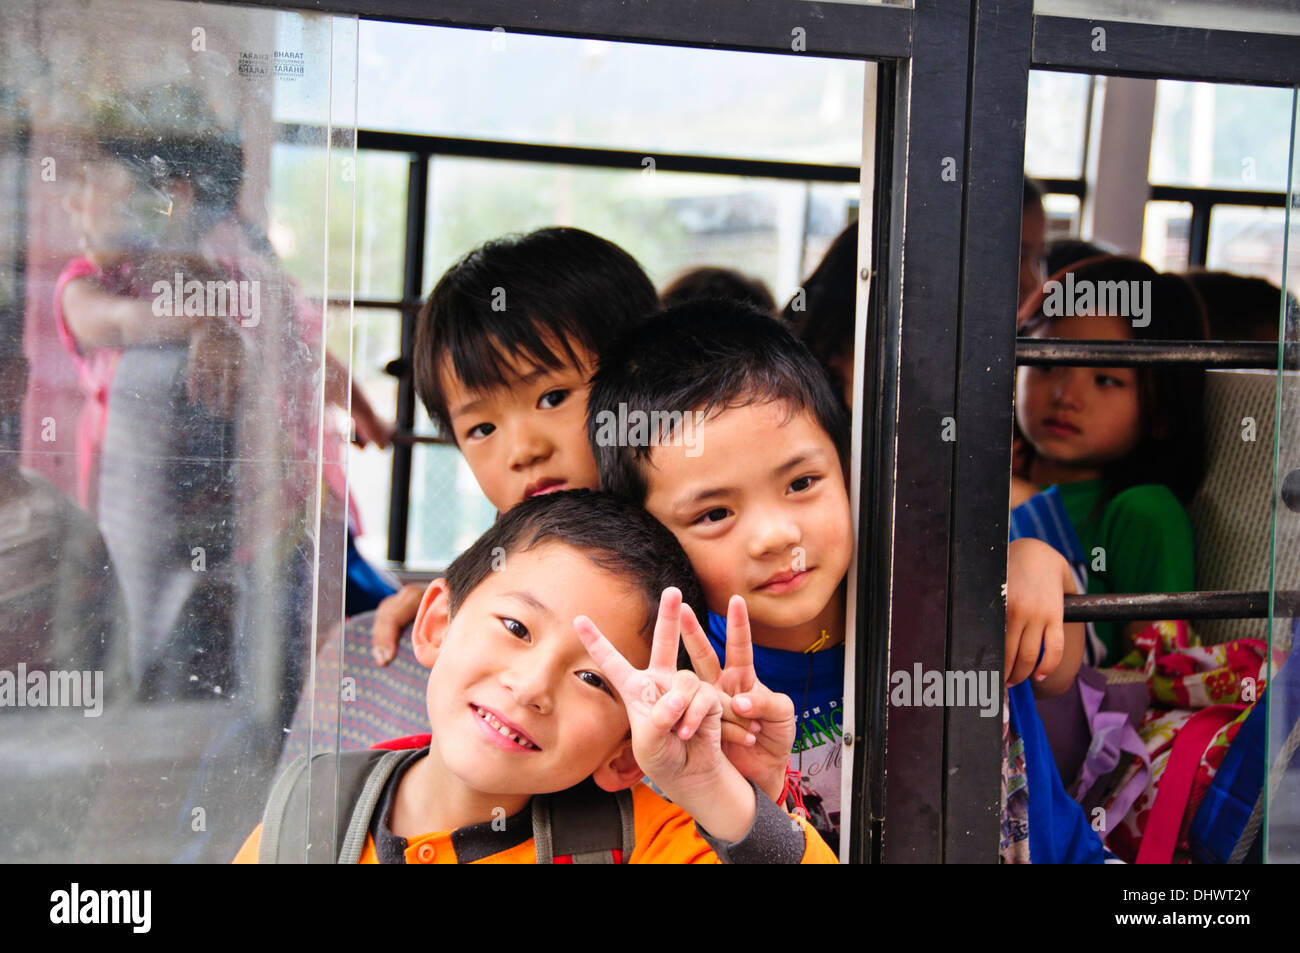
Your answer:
[591,738,644,792]
[411,578,452,668]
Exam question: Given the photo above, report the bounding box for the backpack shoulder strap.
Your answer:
[258,749,407,863]
[532,779,636,864]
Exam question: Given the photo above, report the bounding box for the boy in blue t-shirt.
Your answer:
[588,299,1101,861]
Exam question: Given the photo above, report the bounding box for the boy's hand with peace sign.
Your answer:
[574,587,758,844]
[681,595,796,803]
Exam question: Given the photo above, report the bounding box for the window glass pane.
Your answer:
[1043,193,1082,240]
[1035,0,1300,35]
[271,146,407,299]
[423,157,858,319]
[1269,86,1300,862]
[1141,200,1192,272]
[358,22,864,165]
[330,306,400,568]
[1025,71,1091,180]
[407,444,497,570]
[1207,205,1287,286]
[1,0,355,861]
[1151,81,1294,192]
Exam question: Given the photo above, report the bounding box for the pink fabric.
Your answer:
[52,257,124,510]
[54,244,358,530]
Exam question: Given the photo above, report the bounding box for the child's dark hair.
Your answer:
[783,220,859,398]
[413,227,658,440]
[1018,254,1209,505]
[660,266,776,314]
[588,298,851,503]
[442,489,707,637]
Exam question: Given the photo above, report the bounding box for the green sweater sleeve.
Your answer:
[1088,484,1195,658]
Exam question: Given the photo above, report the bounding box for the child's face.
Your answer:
[641,400,853,634]
[441,341,603,513]
[64,160,140,265]
[415,542,650,797]
[1015,313,1143,478]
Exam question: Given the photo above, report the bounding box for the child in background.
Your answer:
[1015,255,1208,663]
[589,299,1096,860]
[370,227,661,663]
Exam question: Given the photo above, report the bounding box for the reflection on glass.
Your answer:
[0,0,355,862]
[1141,200,1192,272]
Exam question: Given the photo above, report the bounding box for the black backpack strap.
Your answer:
[532,779,636,864]
[258,749,407,863]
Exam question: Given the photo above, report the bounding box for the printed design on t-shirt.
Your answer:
[791,699,842,837]
[1000,696,1030,863]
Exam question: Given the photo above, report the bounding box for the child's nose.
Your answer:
[506,425,552,470]
[1050,369,1085,407]
[748,508,803,559]
[501,656,556,714]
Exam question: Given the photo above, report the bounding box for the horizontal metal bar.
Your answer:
[1032,15,1300,87]
[1150,184,1287,209]
[390,430,452,447]
[1017,339,1295,369]
[219,0,914,60]
[1065,590,1300,622]
[351,128,861,182]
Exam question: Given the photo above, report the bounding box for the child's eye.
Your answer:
[577,671,612,696]
[1095,373,1125,388]
[694,507,730,526]
[789,475,819,493]
[500,617,530,642]
[467,422,496,440]
[538,389,569,410]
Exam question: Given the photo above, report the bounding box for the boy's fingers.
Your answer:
[1036,618,1065,681]
[679,603,722,682]
[651,669,701,733]
[649,587,684,674]
[720,722,758,747]
[676,679,720,741]
[1007,623,1040,687]
[575,615,640,697]
[724,595,755,684]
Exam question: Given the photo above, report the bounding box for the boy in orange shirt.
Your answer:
[236,491,835,863]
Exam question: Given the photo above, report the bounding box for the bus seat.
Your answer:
[1189,369,1300,646]
[278,611,427,772]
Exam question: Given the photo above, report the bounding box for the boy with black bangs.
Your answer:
[588,299,1103,862]
[236,491,837,863]
[370,227,660,662]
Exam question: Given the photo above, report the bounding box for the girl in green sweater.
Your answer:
[1014,255,1209,662]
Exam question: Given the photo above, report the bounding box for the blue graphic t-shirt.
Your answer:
[706,612,845,852]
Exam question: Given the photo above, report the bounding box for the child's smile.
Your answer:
[411,542,651,820]
[642,400,853,652]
